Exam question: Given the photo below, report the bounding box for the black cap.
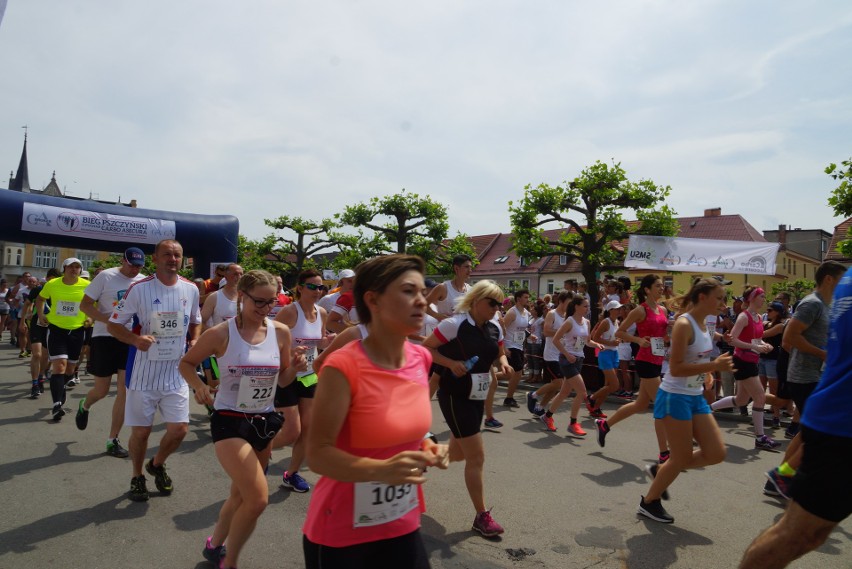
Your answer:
[712,276,733,285]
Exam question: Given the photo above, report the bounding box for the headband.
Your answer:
[747,287,765,303]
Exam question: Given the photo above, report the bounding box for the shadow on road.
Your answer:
[0,441,103,482]
[625,519,714,568]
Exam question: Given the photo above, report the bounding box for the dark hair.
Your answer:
[513,289,530,301]
[46,268,62,279]
[617,276,632,290]
[555,290,573,306]
[742,285,759,304]
[636,274,661,303]
[452,254,472,267]
[295,269,322,300]
[354,255,425,325]
[815,260,847,286]
[566,296,587,317]
[531,301,547,318]
[673,278,722,314]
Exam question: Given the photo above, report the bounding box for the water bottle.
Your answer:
[463,355,479,371]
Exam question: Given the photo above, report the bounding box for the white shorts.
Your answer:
[125,385,190,426]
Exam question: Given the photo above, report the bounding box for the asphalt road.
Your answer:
[0,341,849,569]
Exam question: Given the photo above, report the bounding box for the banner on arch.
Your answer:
[624,235,779,276]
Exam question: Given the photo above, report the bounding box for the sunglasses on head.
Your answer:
[485,298,502,308]
[244,292,278,308]
[301,282,326,291]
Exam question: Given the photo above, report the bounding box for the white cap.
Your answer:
[604,300,623,312]
[62,257,83,268]
[339,269,355,279]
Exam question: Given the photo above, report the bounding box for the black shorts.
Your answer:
[303,529,429,569]
[787,382,818,415]
[437,390,484,439]
[733,356,759,380]
[83,327,93,346]
[429,363,445,377]
[88,336,130,377]
[634,360,662,379]
[790,427,852,523]
[543,360,563,381]
[558,356,584,378]
[275,377,317,407]
[46,324,85,363]
[507,348,524,372]
[29,321,48,345]
[210,410,284,453]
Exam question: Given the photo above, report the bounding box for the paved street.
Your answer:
[0,341,849,569]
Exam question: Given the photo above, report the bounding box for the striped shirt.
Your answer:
[109,275,201,391]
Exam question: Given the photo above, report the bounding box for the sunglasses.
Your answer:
[301,282,326,291]
[244,292,278,308]
[485,298,502,308]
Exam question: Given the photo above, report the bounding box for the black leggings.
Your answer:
[303,530,430,569]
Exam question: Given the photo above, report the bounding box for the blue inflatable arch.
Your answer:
[1,189,238,278]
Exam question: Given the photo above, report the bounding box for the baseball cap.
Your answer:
[81,270,90,279]
[339,269,355,279]
[768,301,786,315]
[124,247,146,267]
[62,257,83,269]
[604,300,623,312]
[712,276,733,285]
[424,278,438,288]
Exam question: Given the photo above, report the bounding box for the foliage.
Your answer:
[423,232,479,277]
[237,234,280,274]
[771,278,815,304]
[509,160,678,323]
[260,216,354,276]
[826,158,852,257]
[327,230,389,272]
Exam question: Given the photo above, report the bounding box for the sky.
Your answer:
[1,1,851,246]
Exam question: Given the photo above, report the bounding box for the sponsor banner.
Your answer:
[21,203,176,245]
[625,235,779,276]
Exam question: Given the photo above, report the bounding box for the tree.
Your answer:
[422,232,479,277]
[237,234,279,274]
[509,160,679,323]
[262,216,352,276]
[771,278,815,305]
[826,157,852,257]
[337,189,450,255]
[327,230,389,273]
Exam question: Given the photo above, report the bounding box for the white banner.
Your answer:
[21,203,176,245]
[625,235,780,276]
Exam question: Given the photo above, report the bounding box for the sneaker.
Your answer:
[784,425,799,439]
[106,439,130,458]
[638,496,674,523]
[146,458,174,495]
[202,536,227,565]
[30,383,40,399]
[589,408,607,419]
[52,403,65,422]
[24,350,32,357]
[484,417,503,429]
[503,397,519,408]
[541,414,557,432]
[18,351,26,358]
[658,451,670,465]
[75,400,89,430]
[526,392,538,414]
[567,422,587,438]
[532,406,546,418]
[38,380,45,394]
[755,435,781,450]
[595,419,610,448]
[129,476,149,502]
[771,416,781,428]
[764,469,792,500]
[644,463,670,500]
[472,508,504,537]
[66,377,79,388]
[584,395,596,413]
[281,470,311,493]
[739,405,749,416]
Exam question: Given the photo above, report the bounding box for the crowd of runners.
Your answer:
[2,245,850,569]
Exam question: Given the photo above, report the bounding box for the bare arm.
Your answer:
[423,333,468,377]
[782,318,826,360]
[669,317,733,377]
[199,293,217,330]
[615,305,648,346]
[80,295,108,325]
[425,284,448,320]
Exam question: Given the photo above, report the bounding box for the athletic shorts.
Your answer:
[787,382,818,416]
[758,359,777,380]
[507,348,524,372]
[653,390,711,420]
[791,427,852,523]
[543,360,563,381]
[437,390,484,439]
[88,336,130,377]
[275,376,316,407]
[598,350,619,371]
[210,410,283,452]
[125,385,190,426]
[634,360,662,379]
[9,308,19,320]
[83,327,93,346]
[46,324,85,363]
[0,307,8,315]
[303,529,430,569]
[733,356,759,380]
[558,355,584,378]
[29,321,48,345]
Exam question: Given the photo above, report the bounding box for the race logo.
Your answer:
[56,212,80,232]
[659,250,681,265]
[739,256,767,273]
[25,211,52,227]
[710,256,736,270]
[628,249,654,261]
[685,254,707,266]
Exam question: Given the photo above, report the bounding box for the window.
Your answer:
[494,255,509,264]
[803,264,807,279]
[547,279,554,294]
[783,257,787,270]
[76,251,98,270]
[519,257,527,267]
[559,255,567,265]
[4,245,24,266]
[521,279,530,289]
[34,248,59,269]
[793,260,796,275]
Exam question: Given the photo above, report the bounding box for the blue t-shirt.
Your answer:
[801,267,852,437]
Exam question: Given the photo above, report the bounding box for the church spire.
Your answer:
[9,129,30,192]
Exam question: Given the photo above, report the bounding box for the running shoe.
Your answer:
[503,397,520,408]
[282,470,311,493]
[30,383,40,399]
[644,463,670,500]
[52,403,65,422]
[129,476,149,502]
[584,395,596,413]
[771,416,781,428]
[658,451,670,465]
[526,392,538,414]
[589,408,607,419]
[784,425,799,439]
[145,458,174,495]
[541,414,557,432]
[202,536,227,565]
[595,419,610,448]
[75,400,89,431]
[567,423,587,438]
[18,351,26,358]
[472,508,504,537]
[532,406,546,418]
[484,417,503,429]
[763,469,792,500]
[106,439,129,458]
[638,496,674,523]
[38,379,45,394]
[739,405,749,416]
[755,435,781,450]
[24,350,32,357]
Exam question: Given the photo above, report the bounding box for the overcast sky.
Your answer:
[2,1,851,246]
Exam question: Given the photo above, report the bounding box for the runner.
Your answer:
[75,247,147,458]
[500,289,531,407]
[526,291,572,417]
[525,301,546,384]
[107,239,201,502]
[21,273,57,398]
[0,278,9,343]
[587,300,624,418]
[180,270,293,569]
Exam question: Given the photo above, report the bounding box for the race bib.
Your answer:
[574,337,586,351]
[56,300,80,317]
[469,372,490,400]
[353,482,418,528]
[512,330,526,344]
[650,337,666,357]
[235,372,277,411]
[685,373,706,390]
[149,311,185,361]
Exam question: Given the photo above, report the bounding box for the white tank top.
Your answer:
[291,301,323,377]
[562,316,590,358]
[543,311,566,362]
[504,305,530,350]
[211,289,238,325]
[435,280,469,316]
[214,318,280,413]
[660,313,713,396]
[600,317,619,351]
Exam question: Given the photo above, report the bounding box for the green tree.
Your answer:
[328,230,389,272]
[262,216,353,276]
[337,189,450,255]
[826,157,852,257]
[237,234,280,274]
[771,278,815,304]
[509,160,678,323]
[422,232,479,277]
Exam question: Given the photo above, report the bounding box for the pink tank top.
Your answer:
[636,302,668,365]
[734,310,763,363]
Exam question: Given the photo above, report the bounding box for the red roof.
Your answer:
[472,233,547,275]
[825,217,852,262]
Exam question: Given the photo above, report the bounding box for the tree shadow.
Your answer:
[173,499,225,532]
[582,452,646,488]
[0,441,104,482]
[420,514,505,567]
[624,520,714,568]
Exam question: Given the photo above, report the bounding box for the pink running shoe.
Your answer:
[472,508,504,537]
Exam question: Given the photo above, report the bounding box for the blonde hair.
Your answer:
[454,280,504,314]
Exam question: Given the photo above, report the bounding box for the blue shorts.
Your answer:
[758,359,778,379]
[598,350,619,371]
[653,390,711,420]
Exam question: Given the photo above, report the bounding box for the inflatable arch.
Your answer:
[1,189,239,277]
